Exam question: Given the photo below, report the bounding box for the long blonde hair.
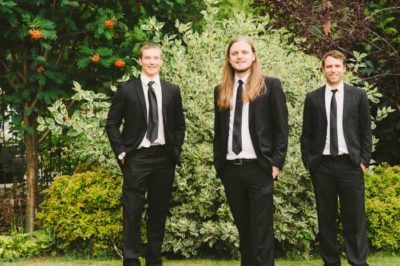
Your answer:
[218,36,266,110]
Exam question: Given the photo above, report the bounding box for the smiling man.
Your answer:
[301,50,371,266]
[106,43,185,266]
[213,36,288,266]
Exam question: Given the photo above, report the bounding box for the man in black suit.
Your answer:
[213,36,288,266]
[106,43,185,266]
[301,50,371,266]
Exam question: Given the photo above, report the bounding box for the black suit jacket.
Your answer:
[301,83,372,170]
[105,77,185,165]
[213,76,289,176]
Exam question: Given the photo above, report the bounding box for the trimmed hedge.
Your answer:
[365,164,400,251]
[37,170,122,256]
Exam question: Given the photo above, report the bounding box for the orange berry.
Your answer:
[114,60,126,68]
[104,19,115,29]
[91,54,100,63]
[36,65,45,73]
[29,29,43,40]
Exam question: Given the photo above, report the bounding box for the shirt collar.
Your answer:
[141,73,161,88]
[325,81,344,94]
[234,72,250,85]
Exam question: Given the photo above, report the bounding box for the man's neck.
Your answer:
[141,73,158,80]
[235,69,251,79]
[326,80,343,89]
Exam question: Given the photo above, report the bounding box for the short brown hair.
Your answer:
[321,50,346,67]
[139,43,163,58]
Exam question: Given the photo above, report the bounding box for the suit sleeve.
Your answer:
[359,90,372,166]
[300,93,312,169]
[105,84,126,157]
[173,86,186,163]
[271,79,289,169]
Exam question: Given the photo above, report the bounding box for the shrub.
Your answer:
[0,230,54,262]
[37,169,122,257]
[365,164,400,251]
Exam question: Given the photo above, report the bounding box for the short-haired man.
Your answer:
[301,50,371,266]
[106,43,185,266]
[213,36,288,266]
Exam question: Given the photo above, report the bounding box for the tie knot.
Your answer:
[148,81,155,87]
[238,79,243,85]
[331,89,338,94]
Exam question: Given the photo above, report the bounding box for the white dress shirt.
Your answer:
[226,73,257,160]
[138,73,166,148]
[323,82,349,155]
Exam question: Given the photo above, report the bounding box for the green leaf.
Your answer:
[77,58,90,69]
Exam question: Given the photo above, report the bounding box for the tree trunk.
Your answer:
[322,0,332,36]
[24,111,38,234]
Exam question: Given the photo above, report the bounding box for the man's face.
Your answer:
[228,40,255,73]
[322,56,346,87]
[139,47,163,78]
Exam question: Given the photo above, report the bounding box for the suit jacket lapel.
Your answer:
[343,83,351,120]
[318,86,327,124]
[160,80,168,124]
[249,101,254,126]
[218,106,230,144]
[133,78,147,121]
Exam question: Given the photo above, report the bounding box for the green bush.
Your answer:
[0,230,54,262]
[37,170,122,257]
[365,165,400,251]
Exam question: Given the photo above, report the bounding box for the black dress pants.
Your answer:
[221,160,274,266]
[311,155,369,266]
[122,146,174,266]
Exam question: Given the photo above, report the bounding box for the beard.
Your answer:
[234,65,252,74]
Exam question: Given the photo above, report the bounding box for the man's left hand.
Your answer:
[272,166,279,180]
[360,163,366,172]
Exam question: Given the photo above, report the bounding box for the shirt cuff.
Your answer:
[118,152,126,161]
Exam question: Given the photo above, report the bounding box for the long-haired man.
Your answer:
[213,36,288,266]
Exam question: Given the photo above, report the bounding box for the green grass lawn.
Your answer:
[2,254,400,266]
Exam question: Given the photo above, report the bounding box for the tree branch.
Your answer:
[0,59,21,93]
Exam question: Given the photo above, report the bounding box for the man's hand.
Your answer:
[360,163,366,172]
[118,152,126,166]
[272,166,280,180]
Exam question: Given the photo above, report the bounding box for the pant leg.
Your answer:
[221,163,252,266]
[244,162,274,266]
[311,157,341,266]
[336,157,369,266]
[221,161,275,266]
[146,152,174,266]
[122,153,152,265]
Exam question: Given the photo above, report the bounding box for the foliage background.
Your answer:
[37,2,394,258]
[253,0,400,165]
